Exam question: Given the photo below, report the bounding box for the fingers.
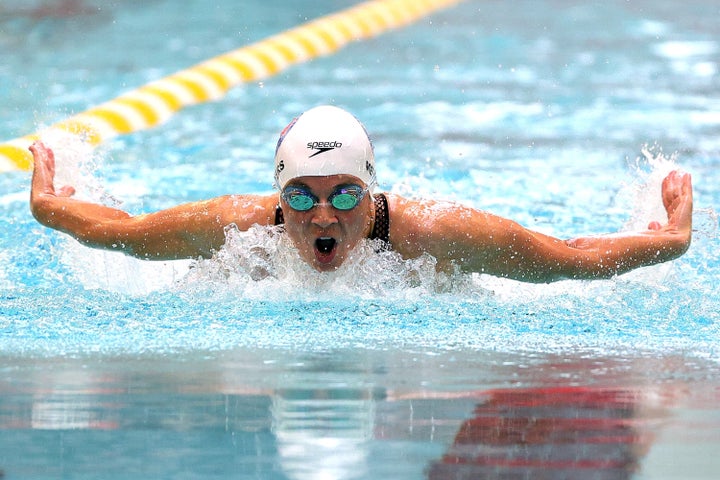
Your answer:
[29,140,54,164]
[29,141,56,180]
[662,170,692,200]
[644,171,692,233]
[661,170,693,232]
[29,141,75,198]
[30,141,54,196]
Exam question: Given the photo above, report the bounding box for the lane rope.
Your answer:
[1,0,464,172]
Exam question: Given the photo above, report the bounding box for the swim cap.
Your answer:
[274,105,375,189]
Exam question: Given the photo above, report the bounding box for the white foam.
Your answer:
[620,146,679,232]
[32,130,190,294]
[60,241,192,294]
[175,223,457,302]
[37,129,106,203]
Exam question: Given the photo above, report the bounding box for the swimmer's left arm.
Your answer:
[389,196,576,282]
[389,170,693,283]
[562,170,693,277]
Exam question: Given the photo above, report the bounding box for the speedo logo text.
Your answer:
[307,141,342,158]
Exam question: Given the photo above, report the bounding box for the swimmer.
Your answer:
[29,105,693,283]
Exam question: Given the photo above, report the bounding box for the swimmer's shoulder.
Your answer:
[385,193,485,257]
[384,193,434,255]
[385,193,460,224]
[209,193,279,229]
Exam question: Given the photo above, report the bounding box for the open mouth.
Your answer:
[314,237,338,266]
[315,237,336,254]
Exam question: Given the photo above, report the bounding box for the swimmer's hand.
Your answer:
[30,140,132,233]
[564,170,693,273]
[30,141,76,200]
[647,170,693,237]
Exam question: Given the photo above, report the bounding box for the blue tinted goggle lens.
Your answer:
[282,185,366,211]
[285,191,315,211]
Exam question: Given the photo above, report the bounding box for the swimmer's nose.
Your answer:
[311,203,338,228]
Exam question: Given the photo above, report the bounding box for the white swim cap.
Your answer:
[274,105,375,189]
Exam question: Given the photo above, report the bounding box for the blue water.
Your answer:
[1,0,719,478]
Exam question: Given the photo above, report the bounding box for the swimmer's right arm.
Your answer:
[29,141,278,260]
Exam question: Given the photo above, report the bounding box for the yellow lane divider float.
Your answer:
[0,0,464,172]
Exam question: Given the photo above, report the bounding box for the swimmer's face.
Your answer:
[280,175,374,272]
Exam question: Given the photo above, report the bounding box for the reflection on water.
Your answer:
[31,397,118,431]
[268,355,378,480]
[1,350,718,479]
[272,387,375,480]
[428,387,655,480]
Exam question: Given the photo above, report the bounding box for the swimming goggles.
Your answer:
[281,184,368,211]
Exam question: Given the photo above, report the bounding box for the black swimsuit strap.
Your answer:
[274,204,284,226]
[274,192,390,245]
[369,193,390,245]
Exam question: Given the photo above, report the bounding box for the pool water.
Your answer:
[1,0,719,478]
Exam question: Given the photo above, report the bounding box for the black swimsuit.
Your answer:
[274,193,390,246]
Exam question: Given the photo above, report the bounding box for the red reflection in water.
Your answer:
[429,387,653,479]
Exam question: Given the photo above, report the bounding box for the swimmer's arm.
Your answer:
[389,171,692,283]
[389,200,580,282]
[464,217,691,283]
[34,195,276,260]
[30,141,277,260]
[559,170,693,278]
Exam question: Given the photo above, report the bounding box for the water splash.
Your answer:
[620,145,679,231]
[176,223,465,302]
[22,131,716,360]
[38,129,113,205]
[45,136,705,307]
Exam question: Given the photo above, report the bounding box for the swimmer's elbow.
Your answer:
[30,195,64,228]
[669,231,692,258]
[70,227,136,257]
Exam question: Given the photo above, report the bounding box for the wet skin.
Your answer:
[279,175,375,272]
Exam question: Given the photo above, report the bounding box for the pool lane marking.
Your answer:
[0,0,465,172]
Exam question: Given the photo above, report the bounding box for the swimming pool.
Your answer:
[1,0,719,478]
